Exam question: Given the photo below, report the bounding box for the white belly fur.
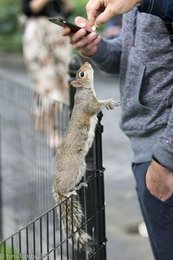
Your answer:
[85,115,98,152]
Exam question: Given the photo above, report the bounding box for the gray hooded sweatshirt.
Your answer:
[91,8,173,171]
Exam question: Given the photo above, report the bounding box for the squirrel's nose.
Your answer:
[84,62,92,68]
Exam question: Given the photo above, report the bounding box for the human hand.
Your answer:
[146,160,173,201]
[86,0,141,27]
[62,17,101,57]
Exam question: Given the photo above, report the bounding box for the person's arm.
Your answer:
[139,0,173,22]
[86,0,140,27]
[86,0,173,27]
[91,35,122,74]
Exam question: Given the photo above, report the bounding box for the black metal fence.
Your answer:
[0,58,107,260]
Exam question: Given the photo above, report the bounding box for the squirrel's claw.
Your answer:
[75,182,88,191]
[106,99,120,110]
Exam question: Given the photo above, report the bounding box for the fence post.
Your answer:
[0,116,3,241]
[94,112,107,260]
[85,112,107,260]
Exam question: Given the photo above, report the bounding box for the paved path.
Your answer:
[0,53,153,260]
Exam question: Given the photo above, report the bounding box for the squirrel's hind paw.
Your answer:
[75,182,88,191]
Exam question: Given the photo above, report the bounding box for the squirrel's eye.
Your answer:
[79,71,85,78]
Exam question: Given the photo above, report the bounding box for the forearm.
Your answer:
[139,0,173,22]
[91,36,122,74]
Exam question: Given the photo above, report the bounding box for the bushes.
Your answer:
[0,0,23,53]
[71,0,88,21]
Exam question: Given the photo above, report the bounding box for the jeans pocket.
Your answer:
[144,172,173,205]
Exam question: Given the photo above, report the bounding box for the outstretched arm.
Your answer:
[86,0,141,27]
[86,0,173,28]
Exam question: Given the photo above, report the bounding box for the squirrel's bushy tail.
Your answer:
[53,191,91,252]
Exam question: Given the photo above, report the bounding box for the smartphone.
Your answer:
[49,17,91,34]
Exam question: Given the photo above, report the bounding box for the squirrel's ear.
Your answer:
[70,80,85,88]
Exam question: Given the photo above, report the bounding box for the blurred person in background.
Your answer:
[62,0,173,259]
[22,0,73,149]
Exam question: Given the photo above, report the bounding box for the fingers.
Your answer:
[95,5,115,26]
[70,29,87,43]
[86,1,115,28]
[63,26,100,57]
[146,161,173,201]
[76,34,101,57]
[75,16,96,32]
[75,16,87,27]
[62,27,71,36]
[86,0,139,27]
[73,32,101,55]
[62,16,87,36]
[75,33,100,50]
[62,16,101,57]
[86,0,101,26]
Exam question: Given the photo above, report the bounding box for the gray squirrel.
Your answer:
[53,62,120,252]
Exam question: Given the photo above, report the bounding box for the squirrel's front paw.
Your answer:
[106,99,120,110]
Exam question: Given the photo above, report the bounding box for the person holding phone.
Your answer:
[22,0,73,149]
[62,1,173,259]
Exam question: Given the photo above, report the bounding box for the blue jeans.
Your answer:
[132,162,173,260]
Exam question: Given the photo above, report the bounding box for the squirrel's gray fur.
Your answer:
[53,62,120,252]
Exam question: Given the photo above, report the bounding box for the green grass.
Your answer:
[0,245,20,260]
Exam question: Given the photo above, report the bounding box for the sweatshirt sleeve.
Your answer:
[139,0,173,22]
[153,105,173,172]
[90,35,122,75]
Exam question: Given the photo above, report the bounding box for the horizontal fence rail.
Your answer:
[0,58,107,260]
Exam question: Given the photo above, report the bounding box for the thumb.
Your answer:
[75,16,88,27]
[95,7,114,26]
[74,16,93,32]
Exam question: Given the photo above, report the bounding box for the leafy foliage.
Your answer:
[71,0,88,21]
[0,0,23,53]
